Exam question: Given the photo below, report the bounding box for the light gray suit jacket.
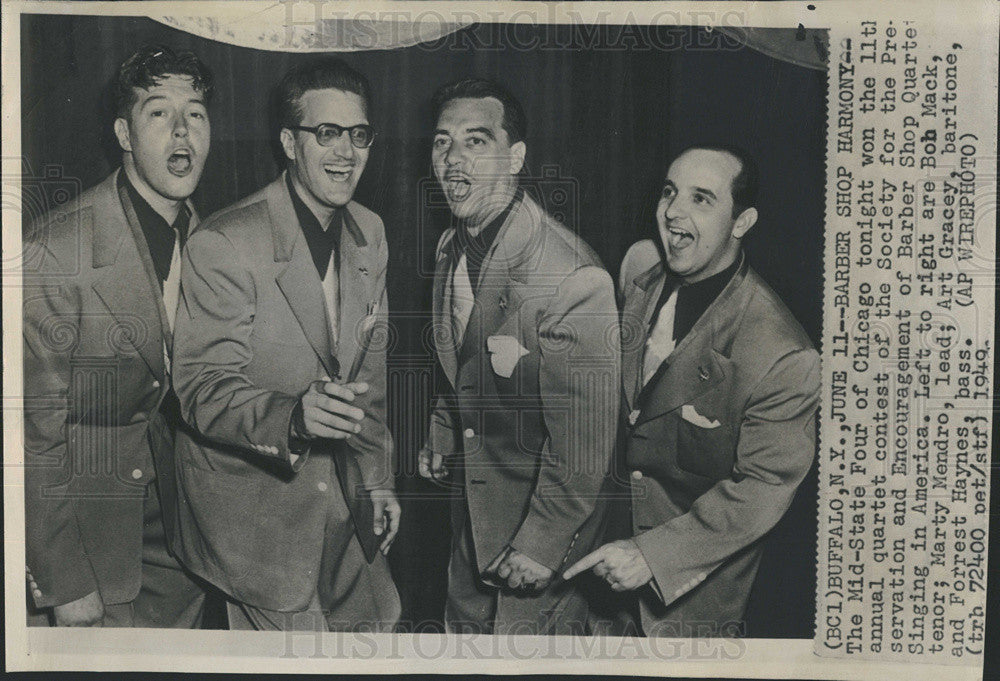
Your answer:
[23,170,192,608]
[427,192,621,577]
[619,239,820,636]
[171,173,392,612]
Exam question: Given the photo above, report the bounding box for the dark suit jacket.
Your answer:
[171,173,392,612]
[427,192,620,576]
[618,239,820,635]
[23,170,188,608]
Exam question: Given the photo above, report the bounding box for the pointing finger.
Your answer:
[562,547,607,580]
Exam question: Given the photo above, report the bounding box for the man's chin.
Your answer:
[153,178,200,202]
[663,256,692,278]
[445,198,473,220]
[326,192,355,207]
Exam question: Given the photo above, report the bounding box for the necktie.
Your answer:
[172,204,190,251]
[321,212,343,347]
[450,253,475,348]
[162,205,191,347]
[641,285,679,386]
[328,207,344,274]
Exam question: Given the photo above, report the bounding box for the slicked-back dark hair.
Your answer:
[431,78,526,145]
[276,57,372,129]
[677,144,759,217]
[113,44,214,119]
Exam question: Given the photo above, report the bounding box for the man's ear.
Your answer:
[508,140,526,175]
[279,128,297,164]
[113,118,132,153]
[732,207,758,239]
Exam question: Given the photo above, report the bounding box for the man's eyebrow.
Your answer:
[465,126,496,140]
[138,95,168,109]
[692,186,717,200]
[433,129,450,137]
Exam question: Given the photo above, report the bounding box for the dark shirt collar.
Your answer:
[117,170,188,289]
[451,186,521,293]
[286,172,344,278]
[659,252,742,344]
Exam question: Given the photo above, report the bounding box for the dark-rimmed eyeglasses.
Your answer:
[288,123,375,149]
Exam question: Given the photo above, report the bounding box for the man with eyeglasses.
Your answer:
[171,57,400,631]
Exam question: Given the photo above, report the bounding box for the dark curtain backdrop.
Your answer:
[21,14,826,637]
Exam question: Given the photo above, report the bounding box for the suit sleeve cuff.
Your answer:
[633,527,709,607]
[510,516,580,572]
[28,555,100,610]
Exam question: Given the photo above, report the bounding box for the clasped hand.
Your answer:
[296,379,369,440]
[486,547,554,592]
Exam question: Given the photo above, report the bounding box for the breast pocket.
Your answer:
[675,412,736,480]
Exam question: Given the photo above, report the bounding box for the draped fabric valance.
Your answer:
[154,12,473,52]
[153,13,827,69]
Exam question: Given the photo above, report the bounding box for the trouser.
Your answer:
[444,507,591,636]
[101,481,206,628]
[29,481,206,628]
[226,472,400,632]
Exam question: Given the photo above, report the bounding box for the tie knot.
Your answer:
[328,206,345,231]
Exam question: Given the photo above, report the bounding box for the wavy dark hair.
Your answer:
[113,43,214,119]
[430,77,526,145]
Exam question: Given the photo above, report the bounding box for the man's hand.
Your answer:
[296,380,369,440]
[563,539,653,591]
[417,446,448,480]
[371,488,401,555]
[487,548,554,591]
[52,590,104,627]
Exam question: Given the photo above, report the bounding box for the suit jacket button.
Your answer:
[152,380,160,389]
[131,468,143,480]
[317,481,328,492]
[631,470,643,481]
[463,428,475,439]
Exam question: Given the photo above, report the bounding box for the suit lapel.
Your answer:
[456,258,514,372]
[268,176,338,380]
[455,194,536,373]
[90,170,166,380]
[635,255,753,424]
[335,205,373,378]
[621,262,665,411]
[636,334,727,424]
[432,233,458,386]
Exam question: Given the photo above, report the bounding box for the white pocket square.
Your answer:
[681,404,721,429]
[486,335,529,378]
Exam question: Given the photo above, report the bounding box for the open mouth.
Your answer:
[323,164,354,182]
[666,225,694,249]
[445,176,471,201]
[167,149,192,177]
